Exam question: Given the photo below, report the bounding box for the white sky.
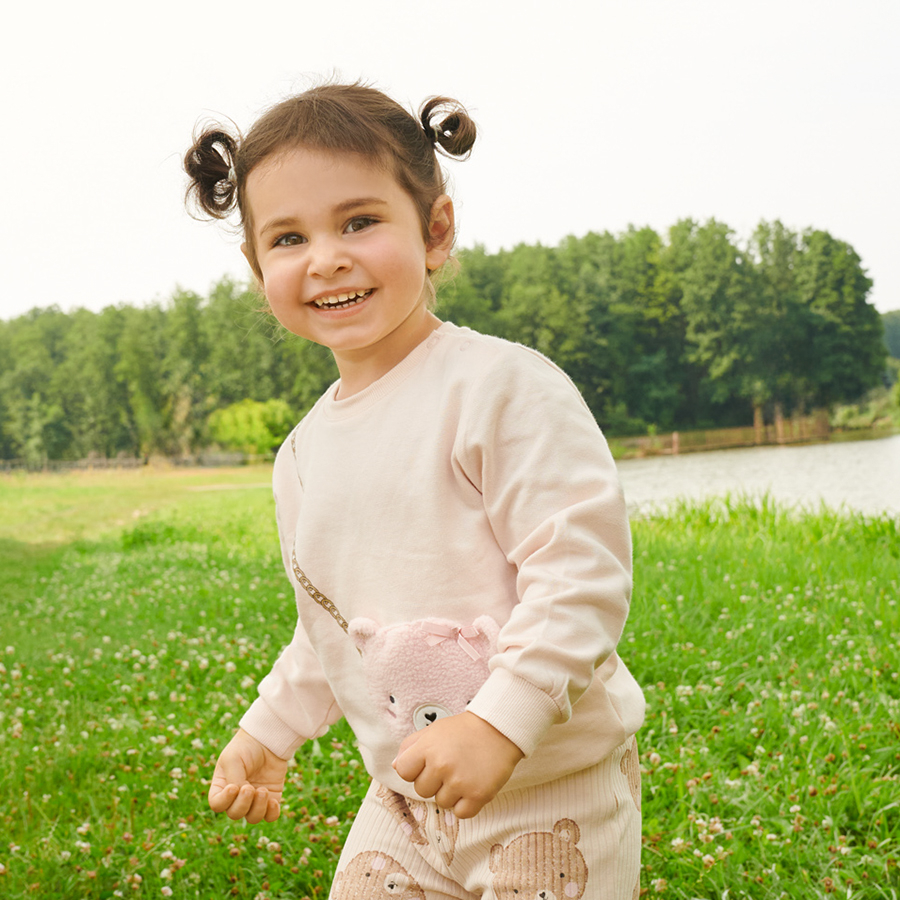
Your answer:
[1,0,898,322]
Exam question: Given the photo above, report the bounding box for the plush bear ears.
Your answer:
[348,615,501,655]
[348,617,380,652]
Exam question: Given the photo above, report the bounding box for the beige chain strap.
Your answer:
[291,549,349,633]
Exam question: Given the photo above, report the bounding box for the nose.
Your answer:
[306,235,350,279]
[412,703,453,731]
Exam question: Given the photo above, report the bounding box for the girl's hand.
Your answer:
[208,728,289,824]
[392,711,524,819]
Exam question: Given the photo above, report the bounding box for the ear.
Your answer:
[425,195,455,271]
[472,615,501,647]
[553,818,581,844]
[348,617,380,653]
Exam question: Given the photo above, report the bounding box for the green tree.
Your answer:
[882,309,900,359]
[50,307,133,457]
[116,305,169,457]
[496,242,591,386]
[673,219,756,423]
[612,226,684,430]
[555,231,621,420]
[202,279,284,406]
[208,398,295,455]
[162,290,211,455]
[0,307,72,461]
[436,245,506,336]
[794,230,885,406]
[745,220,811,419]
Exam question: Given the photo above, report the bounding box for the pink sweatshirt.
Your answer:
[240,322,645,794]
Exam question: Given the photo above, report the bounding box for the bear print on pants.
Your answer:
[376,784,460,866]
[331,850,425,900]
[489,818,588,900]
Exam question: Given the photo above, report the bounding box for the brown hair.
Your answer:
[184,82,476,282]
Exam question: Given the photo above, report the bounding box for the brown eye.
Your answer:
[274,232,306,247]
[345,216,376,234]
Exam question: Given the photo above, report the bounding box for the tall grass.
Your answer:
[0,472,897,898]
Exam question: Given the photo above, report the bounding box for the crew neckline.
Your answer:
[322,321,458,420]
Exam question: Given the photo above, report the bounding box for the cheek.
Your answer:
[259,260,301,313]
[366,234,428,289]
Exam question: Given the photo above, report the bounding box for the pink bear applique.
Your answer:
[348,615,500,745]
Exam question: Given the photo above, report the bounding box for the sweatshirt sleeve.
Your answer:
[457,347,633,757]
[238,436,343,759]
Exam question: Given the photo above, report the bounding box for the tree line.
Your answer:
[0,219,890,463]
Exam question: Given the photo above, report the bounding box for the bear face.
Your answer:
[349,616,500,745]
[331,850,425,900]
[489,818,588,900]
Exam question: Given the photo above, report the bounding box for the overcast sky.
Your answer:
[1,0,897,323]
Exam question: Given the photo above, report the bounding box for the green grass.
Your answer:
[0,471,897,898]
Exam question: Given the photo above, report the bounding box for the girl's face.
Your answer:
[244,147,453,387]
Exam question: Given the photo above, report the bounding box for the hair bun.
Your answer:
[420,96,476,160]
[184,127,240,220]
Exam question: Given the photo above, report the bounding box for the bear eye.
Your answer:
[389,695,395,704]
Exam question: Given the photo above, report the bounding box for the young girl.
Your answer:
[185,82,645,900]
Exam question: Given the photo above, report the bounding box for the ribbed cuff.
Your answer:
[239,698,306,760]
[465,668,562,757]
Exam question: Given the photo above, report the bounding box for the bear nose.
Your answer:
[412,703,452,730]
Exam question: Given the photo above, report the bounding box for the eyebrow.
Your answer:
[257,197,389,238]
[335,197,388,214]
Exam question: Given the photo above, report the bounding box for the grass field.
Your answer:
[1,467,897,899]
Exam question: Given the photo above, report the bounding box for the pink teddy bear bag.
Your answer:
[348,616,501,746]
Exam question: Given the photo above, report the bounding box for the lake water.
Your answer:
[616,434,900,518]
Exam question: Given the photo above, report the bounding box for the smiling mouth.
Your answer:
[310,289,374,310]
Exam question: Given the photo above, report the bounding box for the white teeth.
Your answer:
[313,290,371,309]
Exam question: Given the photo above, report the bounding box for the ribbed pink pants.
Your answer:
[329,736,641,900]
